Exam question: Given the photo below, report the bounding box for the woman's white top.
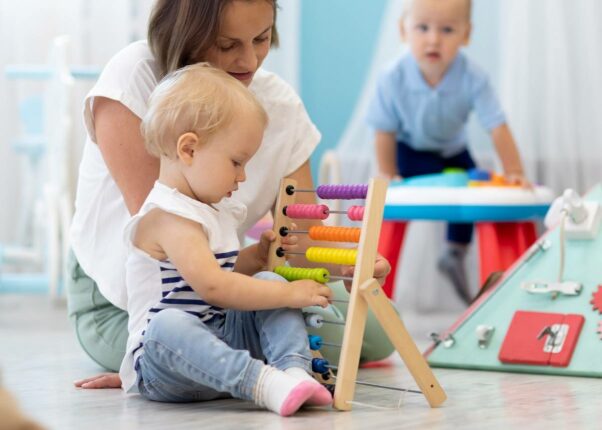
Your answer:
[119,181,246,393]
[70,40,320,310]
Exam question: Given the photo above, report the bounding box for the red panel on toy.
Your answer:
[549,314,584,367]
[498,311,584,367]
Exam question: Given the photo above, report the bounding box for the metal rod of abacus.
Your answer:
[333,376,423,395]
[322,319,346,326]
[286,186,315,194]
[282,229,310,235]
[329,275,354,282]
[330,299,349,304]
[321,340,342,348]
[278,250,305,257]
[311,358,423,395]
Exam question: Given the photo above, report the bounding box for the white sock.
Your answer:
[255,365,315,416]
[285,367,317,383]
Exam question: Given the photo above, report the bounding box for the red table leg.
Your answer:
[476,221,537,287]
[378,221,408,298]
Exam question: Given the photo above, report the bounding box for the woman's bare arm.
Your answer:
[94,97,159,215]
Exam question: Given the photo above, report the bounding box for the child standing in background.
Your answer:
[120,63,332,416]
[366,0,528,303]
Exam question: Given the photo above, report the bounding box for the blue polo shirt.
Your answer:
[366,51,506,157]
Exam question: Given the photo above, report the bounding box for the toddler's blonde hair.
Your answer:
[401,0,472,21]
[142,63,268,159]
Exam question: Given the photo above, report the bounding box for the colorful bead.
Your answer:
[316,184,368,200]
[274,266,330,283]
[308,334,323,350]
[284,204,329,220]
[311,357,330,374]
[347,206,365,221]
[305,247,357,265]
[308,226,361,243]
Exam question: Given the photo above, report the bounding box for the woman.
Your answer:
[68,0,393,388]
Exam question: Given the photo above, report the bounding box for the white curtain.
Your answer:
[499,0,602,194]
[0,0,154,244]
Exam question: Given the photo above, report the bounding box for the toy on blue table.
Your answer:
[389,168,469,188]
[384,169,555,222]
[390,168,526,188]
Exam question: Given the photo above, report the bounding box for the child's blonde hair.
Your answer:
[401,0,472,21]
[142,63,268,159]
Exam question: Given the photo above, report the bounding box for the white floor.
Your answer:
[1,293,599,430]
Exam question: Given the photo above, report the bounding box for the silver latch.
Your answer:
[475,325,495,349]
[537,324,569,353]
[430,332,455,348]
[521,281,582,297]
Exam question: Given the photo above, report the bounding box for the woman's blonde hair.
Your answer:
[141,63,268,159]
[148,0,279,77]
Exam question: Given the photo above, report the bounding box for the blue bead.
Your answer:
[311,357,330,374]
[308,334,323,350]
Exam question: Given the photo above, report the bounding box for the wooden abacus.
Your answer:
[267,178,447,410]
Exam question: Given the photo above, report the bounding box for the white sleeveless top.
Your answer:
[119,181,246,393]
[70,40,321,310]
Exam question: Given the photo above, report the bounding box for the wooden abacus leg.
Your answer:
[360,278,447,407]
[332,283,370,410]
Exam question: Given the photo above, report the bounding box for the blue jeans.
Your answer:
[397,141,476,244]
[136,271,311,403]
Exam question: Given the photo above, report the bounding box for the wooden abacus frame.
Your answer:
[268,177,446,410]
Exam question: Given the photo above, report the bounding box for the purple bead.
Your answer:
[316,184,368,200]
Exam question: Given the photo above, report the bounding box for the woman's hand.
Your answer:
[74,373,122,389]
[256,225,298,268]
[339,252,391,292]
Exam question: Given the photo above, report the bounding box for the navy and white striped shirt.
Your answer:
[150,254,238,322]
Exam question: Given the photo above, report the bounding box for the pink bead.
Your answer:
[347,206,365,221]
[285,204,330,220]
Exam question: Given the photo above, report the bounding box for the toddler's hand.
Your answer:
[505,172,531,189]
[379,172,402,182]
[288,279,332,308]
